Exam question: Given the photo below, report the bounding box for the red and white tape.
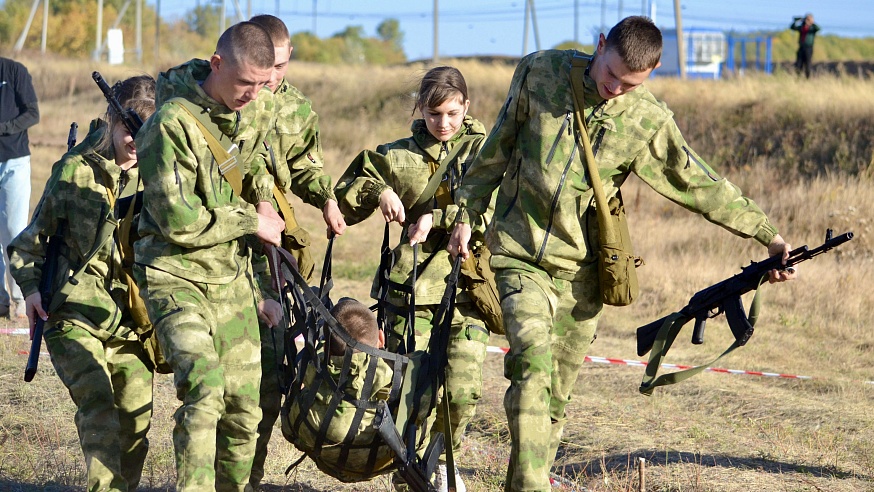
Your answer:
[486,345,874,385]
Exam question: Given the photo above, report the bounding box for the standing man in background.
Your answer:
[0,56,39,319]
[791,13,820,78]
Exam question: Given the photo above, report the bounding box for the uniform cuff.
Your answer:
[753,221,779,247]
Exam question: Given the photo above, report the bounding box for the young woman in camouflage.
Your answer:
[447,16,795,492]
[8,75,157,492]
[334,66,491,492]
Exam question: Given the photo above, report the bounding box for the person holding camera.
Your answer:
[791,13,821,78]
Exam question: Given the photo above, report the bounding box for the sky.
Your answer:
[151,1,874,61]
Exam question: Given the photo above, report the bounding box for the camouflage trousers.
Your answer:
[44,321,153,492]
[248,321,286,490]
[387,302,489,456]
[495,262,601,492]
[135,265,262,492]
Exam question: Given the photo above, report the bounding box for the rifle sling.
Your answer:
[639,277,767,396]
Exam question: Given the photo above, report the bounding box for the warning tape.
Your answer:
[4,328,871,385]
[486,346,874,385]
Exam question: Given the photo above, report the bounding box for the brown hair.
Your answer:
[249,14,291,47]
[96,74,156,155]
[215,21,274,69]
[329,299,379,356]
[412,66,469,116]
[605,16,662,72]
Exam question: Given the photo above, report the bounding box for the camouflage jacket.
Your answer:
[135,59,274,284]
[8,120,140,339]
[456,50,779,281]
[334,116,488,305]
[252,77,336,209]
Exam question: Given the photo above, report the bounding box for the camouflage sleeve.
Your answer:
[242,149,275,205]
[631,119,778,246]
[278,106,336,210]
[138,112,260,248]
[7,158,69,297]
[455,60,530,225]
[333,148,394,226]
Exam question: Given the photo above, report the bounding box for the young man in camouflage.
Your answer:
[447,16,796,492]
[242,14,347,490]
[133,22,286,492]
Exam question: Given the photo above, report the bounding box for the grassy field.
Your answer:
[1,55,873,491]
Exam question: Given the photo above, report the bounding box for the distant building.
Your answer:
[653,28,726,79]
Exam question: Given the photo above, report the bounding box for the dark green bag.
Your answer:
[460,244,504,335]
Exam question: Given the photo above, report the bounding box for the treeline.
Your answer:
[0,0,405,65]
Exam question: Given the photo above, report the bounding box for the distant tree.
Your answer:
[186,4,222,39]
[377,18,403,50]
[553,40,594,53]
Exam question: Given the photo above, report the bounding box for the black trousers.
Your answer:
[795,45,814,78]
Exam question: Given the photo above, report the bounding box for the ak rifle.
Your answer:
[636,229,853,357]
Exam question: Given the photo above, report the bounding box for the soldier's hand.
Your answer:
[256,201,285,246]
[447,223,472,261]
[766,234,797,283]
[25,292,47,340]
[323,199,347,237]
[257,299,284,328]
[379,189,406,224]
[408,213,433,246]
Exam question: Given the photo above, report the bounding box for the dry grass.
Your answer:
[2,57,873,491]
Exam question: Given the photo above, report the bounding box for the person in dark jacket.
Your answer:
[0,56,39,319]
[791,13,821,78]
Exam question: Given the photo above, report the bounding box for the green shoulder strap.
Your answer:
[409,134,478,221]
[166,97,244,196]
[639,278,768,395]
[569,56,619,246]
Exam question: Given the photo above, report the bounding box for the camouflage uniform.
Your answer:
[334,116,491,457]
[134,59,275,492]
[286,352,396,481]
[8,120,153,492]
[240,77,339,490]
[455,50,780,492]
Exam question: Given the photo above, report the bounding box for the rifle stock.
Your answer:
[92,71,144,138]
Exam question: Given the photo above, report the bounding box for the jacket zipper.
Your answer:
[545,111,572,165]
[535,126,606,264]
[683,146,718,181]
[501,157,523,219]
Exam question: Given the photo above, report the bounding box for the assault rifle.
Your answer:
[24,123,78,381]
[92,71,144,138]
[636,229,853,357]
